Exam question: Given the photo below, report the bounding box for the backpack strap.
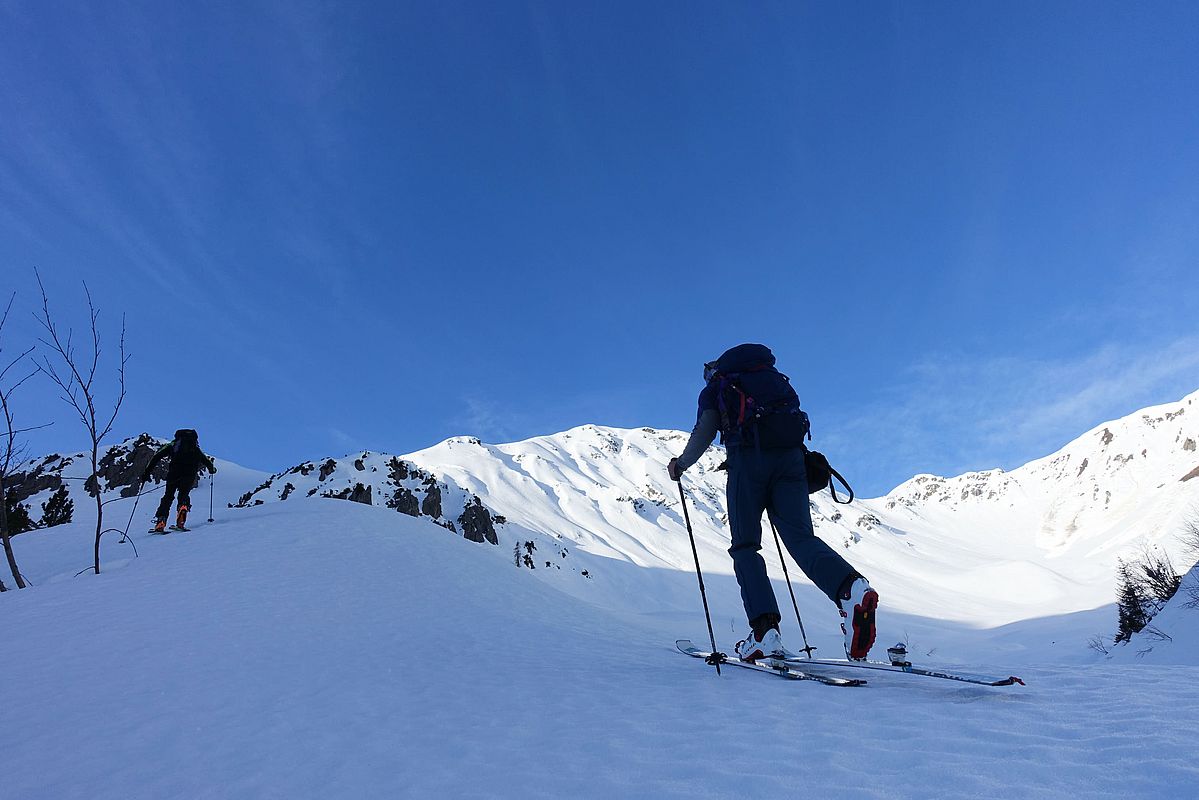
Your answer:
[827,464,855,504]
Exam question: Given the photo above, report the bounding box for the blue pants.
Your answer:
[726,447,855,625]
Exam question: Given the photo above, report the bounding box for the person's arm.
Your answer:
[201,451,217,474]
[675,408,719,472]
[140,443,172,482]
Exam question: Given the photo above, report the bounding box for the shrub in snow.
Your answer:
[39,485,73,527]
[1115,546,1182,643]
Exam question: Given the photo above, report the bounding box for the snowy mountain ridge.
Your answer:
[7,391,1199,637]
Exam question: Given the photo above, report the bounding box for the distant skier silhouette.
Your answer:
[141,428,216,532]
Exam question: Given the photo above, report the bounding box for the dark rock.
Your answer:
[318,459,338,481]
[388,487,420,517]
[387,457,410,482]
[237,479,274,508]
[458,495,498,545]
[349,483,372,505]
[96,434,164,496]
[6,469,63,504]
[421,485,442,518]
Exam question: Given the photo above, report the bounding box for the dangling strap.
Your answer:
[828,465,855,504]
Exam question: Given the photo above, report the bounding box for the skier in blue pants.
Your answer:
[668,343,879,661]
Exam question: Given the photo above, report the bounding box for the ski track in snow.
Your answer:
[4,500,1198,799]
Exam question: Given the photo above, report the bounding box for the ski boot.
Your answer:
[735,628,786,662]
[839,577,879,660]
[152,517,167,533]
[174,504,190,530]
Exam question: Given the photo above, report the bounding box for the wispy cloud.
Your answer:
[821,333,1199,495]
[450,386,653,446]
[323,426,366,456]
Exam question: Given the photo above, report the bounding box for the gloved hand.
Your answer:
[209,465,218,475]
[667,457,684,482]
[139,471,150,484]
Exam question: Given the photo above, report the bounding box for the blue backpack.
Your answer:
[708,344,810,449]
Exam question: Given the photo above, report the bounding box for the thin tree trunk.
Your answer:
[91,445,102,575]
[0,476,27,588]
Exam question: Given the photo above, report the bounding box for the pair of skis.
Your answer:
[676,640,1024,688]
[149,524,190,534]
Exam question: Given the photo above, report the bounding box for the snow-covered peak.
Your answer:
[888,390,1199,508]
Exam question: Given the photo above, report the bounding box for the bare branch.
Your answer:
[0,292,13,333]
[0,346,35,384]
[33,268,132,576]
[99,314,127,441]
[9,422,53,436]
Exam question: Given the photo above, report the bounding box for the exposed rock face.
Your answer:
[388,487,420,517]
[232,451,504,547]
[387,458,410,482]
[421,485,442,518]
[6,467,64,505]
[8,434,165,503]
[100,434,164,496]
[458,496,498,544]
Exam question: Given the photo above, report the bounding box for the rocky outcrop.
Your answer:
[458,496,498,545]
[421,485,442,518]
[232,451,502,547]
[5,466,63,505]
[388,487,420,516]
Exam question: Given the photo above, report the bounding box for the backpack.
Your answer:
[708,344,855,503]
[709,344,810,449]
[173,428,199,455]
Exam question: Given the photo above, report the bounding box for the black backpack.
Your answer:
[709,344,810,449]
[173,428,199,455]
[709,344,854,503]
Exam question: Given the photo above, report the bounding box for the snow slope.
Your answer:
[4,500,1198,799]
[223,391,1199,656]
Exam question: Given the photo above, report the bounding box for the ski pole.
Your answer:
[676,481,723,675]
[769,519,816,658]
[118,482,145,544]
[208,473,215,522]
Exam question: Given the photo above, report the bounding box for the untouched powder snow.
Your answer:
[4,498,1198,799]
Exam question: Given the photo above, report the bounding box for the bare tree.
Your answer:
[1181,514,1199,610]
[1,293,43,590]
[33,272,129,576]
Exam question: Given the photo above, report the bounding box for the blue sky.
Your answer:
[2,1,1197,496]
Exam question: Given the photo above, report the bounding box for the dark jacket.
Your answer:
[143,438,216,485]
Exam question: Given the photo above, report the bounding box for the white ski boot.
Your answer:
[735,628,786,662]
